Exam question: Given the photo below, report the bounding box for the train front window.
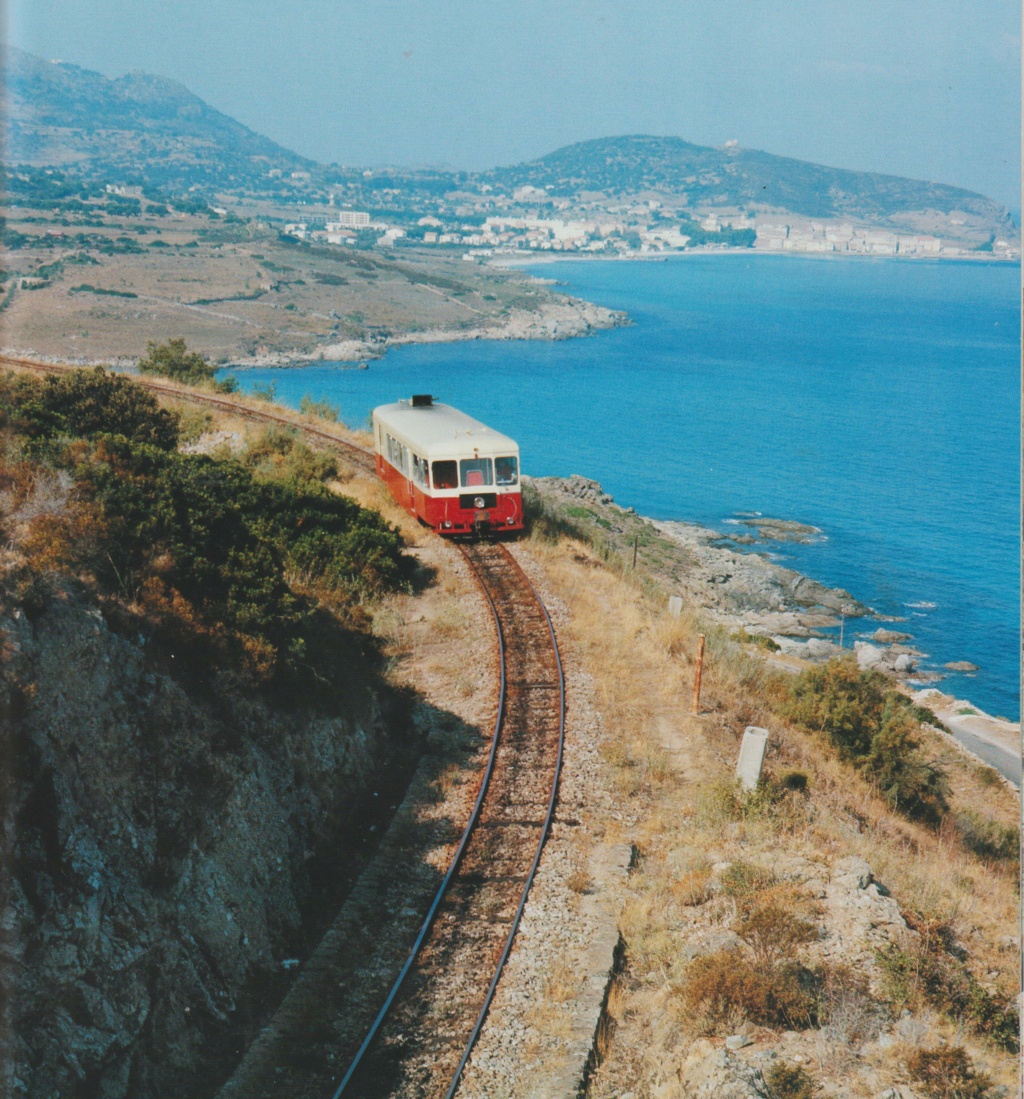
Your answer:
[459,457,493,488]
[432,460,458,489]
[495,456,518,486]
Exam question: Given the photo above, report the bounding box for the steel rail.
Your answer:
[443,544,566,1099]
[329,541,511,1099]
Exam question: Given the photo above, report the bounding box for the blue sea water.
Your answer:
[229,254,1021,720]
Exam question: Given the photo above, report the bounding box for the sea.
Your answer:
[228,254,1021,721]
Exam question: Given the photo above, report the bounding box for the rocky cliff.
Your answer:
[1,580,414,1098]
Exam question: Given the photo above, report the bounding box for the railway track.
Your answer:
[332,541,565,1099]
[4,356,568,1096]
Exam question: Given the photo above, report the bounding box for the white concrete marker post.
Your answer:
[668,595,683,619]
[736,726,769,791]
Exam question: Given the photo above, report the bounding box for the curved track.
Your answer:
[5,356,568,1097]
[333,541,565,1099]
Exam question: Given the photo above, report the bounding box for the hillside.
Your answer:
[1,46,311,188]
[485,135,1012,224]
[2,368,1018,1098]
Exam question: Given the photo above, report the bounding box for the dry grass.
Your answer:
[519,532,1019,1098]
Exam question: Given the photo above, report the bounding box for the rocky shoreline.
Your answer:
[1,295,628,373]
[530,475,1005,698]
[225,295,628,369]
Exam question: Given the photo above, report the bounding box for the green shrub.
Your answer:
[907,1045,991,1099]
[242,425,337,488]
[784,659,886,758]
[953,810,1019,863]
[863,701,948,823]
[137,337,233,391]
[765,1061,816,1099]
[732,627,781,652]
[719,861,778,898]
[0,367,179,450]
[299,394,340,422]
[878,931,1019,1051]
[784,659,948,823]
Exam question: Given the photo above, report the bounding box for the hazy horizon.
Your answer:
[5,0,1020,209]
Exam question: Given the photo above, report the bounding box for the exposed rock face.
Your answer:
[679,1039,772,1098]
[1,586,412,1098]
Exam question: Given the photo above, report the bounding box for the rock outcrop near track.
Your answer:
[0,581,413,1099]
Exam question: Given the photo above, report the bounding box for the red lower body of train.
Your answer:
[377,456,523,536]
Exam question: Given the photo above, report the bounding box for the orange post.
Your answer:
[692,633,706,715]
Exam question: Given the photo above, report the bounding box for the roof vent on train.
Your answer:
[411,394,434,407]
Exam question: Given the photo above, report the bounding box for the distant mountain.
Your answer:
[482,135,1016,240]
[1,46,311,188]
[2,48,1015,246]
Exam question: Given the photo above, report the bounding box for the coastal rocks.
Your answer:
[773,637,842,661]
[945,660,980,672]
[560,474,615,506]
[737,518,821,543]
[873,628,913,644]
[228,297,628,368]
[856,641,920,676]
[855,642,884,669]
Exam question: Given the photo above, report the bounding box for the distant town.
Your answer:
[278,184,1019,262]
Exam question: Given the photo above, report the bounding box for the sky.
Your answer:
[6,0,1021,208]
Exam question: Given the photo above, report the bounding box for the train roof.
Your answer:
[373,399,518,458]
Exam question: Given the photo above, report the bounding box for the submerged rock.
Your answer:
[740,517,822,543]
[944,660,980,672]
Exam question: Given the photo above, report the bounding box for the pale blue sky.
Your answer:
[6,0,1020,208]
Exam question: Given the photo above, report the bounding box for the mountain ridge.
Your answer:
[1,46,1015,243]
[483,134,1012,228]
[1,46,311,186]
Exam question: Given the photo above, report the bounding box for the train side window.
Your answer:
[459,457,493,487]
[432,460,458,489]
[412,455,427,487]
[495,456,518,485]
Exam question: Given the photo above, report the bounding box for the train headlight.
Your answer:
[474,496,485,509]
[442,520,453,529]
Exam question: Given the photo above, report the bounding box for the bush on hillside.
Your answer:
[952,809,1019,863]
[765,1061,816,1099]
[1,370,407,700]
[878,924,1019,1051]
[907,1045,991,1099]
[137,337,237,392]
[242,425,337,488]
[0,367,180,450]
[783,658,949,823]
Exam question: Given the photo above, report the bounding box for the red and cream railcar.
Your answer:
[372,395,523,536]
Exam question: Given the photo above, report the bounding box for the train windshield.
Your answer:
[431,460,458,489]
[495,456,518,486]
[459,457,493,487]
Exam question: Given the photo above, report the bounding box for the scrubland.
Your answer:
[520,486,1019,1099]
[4,365,1017,1098]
